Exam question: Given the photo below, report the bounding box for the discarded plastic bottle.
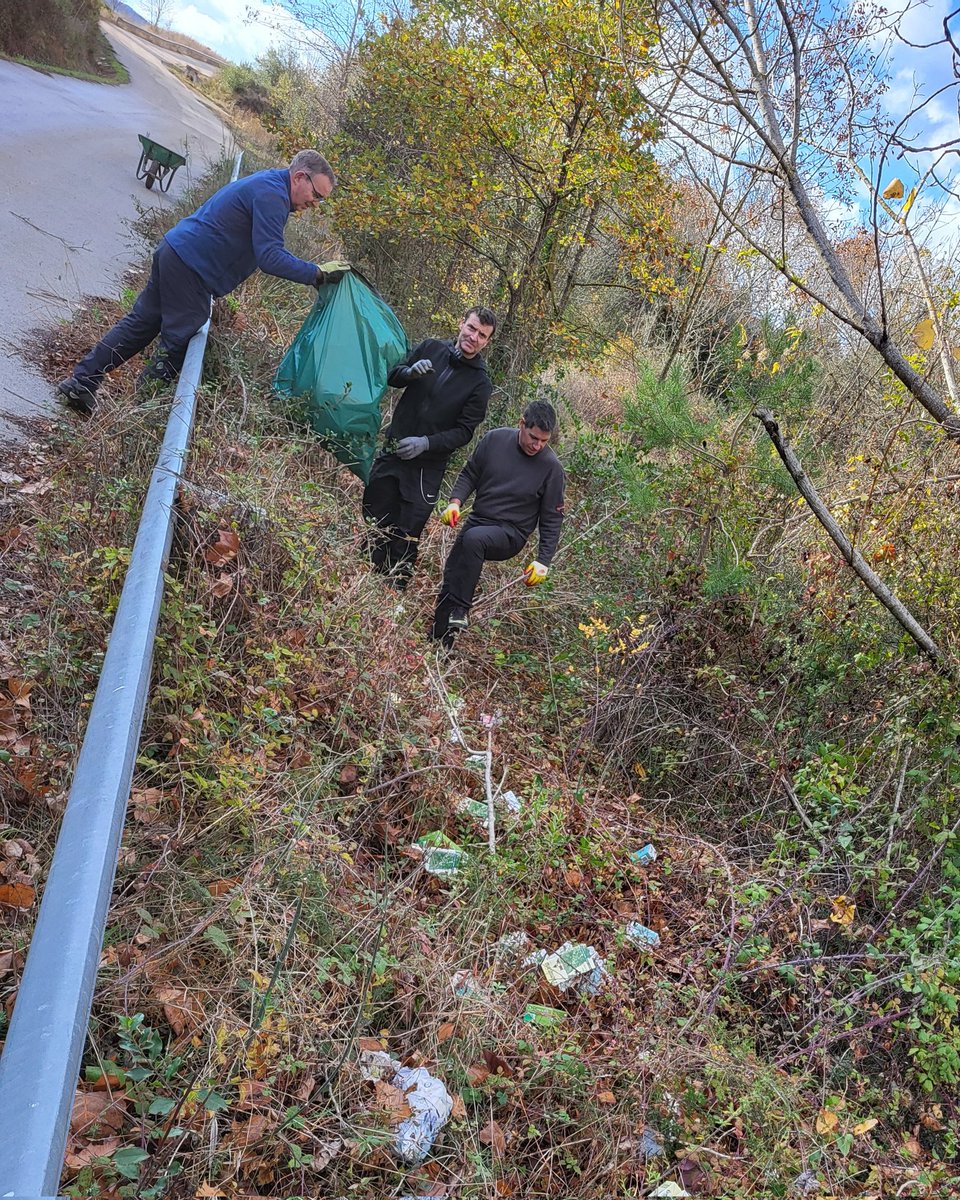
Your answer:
[630,843,657,865]
[522,1003,566,1029]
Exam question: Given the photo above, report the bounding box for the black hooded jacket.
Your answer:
[381,338,492,466]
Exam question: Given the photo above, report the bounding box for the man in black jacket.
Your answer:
[362,306,496,587]
[429,399,565,648]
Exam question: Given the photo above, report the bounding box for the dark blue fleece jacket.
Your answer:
[163,168,317,297]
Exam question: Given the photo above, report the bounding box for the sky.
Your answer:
[869,0,960,249]
[160,0,322,64]
[154,0,957,248]
[875,0,958,155]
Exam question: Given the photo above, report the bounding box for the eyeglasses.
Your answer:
[303,173,327,203]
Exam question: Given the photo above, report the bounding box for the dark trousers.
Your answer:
[431,517,524,637]
[72,239,211,391]
[362,457,445,586]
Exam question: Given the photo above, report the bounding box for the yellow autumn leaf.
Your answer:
[853,1118,878,1135]
[902,187,918,216]
[951,346,960,361]
[830,895,856,925]
[912,318,935,351]
[882,178,904,199]
[771,361,781,375]
[816,1108,839,1134]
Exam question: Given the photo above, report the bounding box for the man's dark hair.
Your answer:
[523,399,557,433]
[289,149,337,187]
[465,305,497,332]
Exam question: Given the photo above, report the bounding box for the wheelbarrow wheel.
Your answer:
[145,163,159,189]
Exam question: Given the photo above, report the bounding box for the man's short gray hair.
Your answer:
[289,149,336,187]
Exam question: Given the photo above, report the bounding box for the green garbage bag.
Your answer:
[274,273,408,482]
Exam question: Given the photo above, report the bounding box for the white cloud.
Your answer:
[166,0,322,64]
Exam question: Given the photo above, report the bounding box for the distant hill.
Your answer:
[104,0,149,26]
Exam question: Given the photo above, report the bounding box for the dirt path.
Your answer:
[0,24,233,440]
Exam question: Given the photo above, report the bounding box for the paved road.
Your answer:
[0,24,233,438]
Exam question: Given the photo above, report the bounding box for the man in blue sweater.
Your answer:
[429,399,565,649]
[57,149,347,415]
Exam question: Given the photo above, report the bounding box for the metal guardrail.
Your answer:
[0,153,243,1199]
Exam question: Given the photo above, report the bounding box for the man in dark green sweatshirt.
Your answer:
[429,399,565,648]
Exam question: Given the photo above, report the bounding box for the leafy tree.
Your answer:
[329,0,671,374]
[626,0,960,436]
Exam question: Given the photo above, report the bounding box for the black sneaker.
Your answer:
[448,606,469,631]
[56,378,97,416]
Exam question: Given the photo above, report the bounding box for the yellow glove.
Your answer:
[441,501,461,528]
[524,560,548,586]
[318,260,351,272]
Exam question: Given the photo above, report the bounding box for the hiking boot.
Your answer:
[448,606,469,631]
[56,378,97,416]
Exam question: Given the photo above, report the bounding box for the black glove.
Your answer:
[401,358,433,381]
[396,436,429,460]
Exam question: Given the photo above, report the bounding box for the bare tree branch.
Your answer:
[753,406,945,665]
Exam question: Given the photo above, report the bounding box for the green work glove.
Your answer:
[315,260,351,286]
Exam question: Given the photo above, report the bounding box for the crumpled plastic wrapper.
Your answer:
[392,1065,454,1164]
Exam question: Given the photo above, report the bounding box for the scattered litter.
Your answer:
[635,1127,664,1159]
[522,1003,566,1029]
[424,847,465,875]
[496,930,530,955]
[790,1170,821,1196]
[459,791,520,828]
[500,789,521,813]
[522,947,548,968]
[464,753,487,773]
[450,969,484,997]
[649,1184,691,1199]
[540,941,608,997]
[625,921,661,950]
[359,1048,401,1082]
[417,831,459,849]
[630,843,657,865]
[414,832,467,876]
[457,797,490,827]
[392,1065,454,1164]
